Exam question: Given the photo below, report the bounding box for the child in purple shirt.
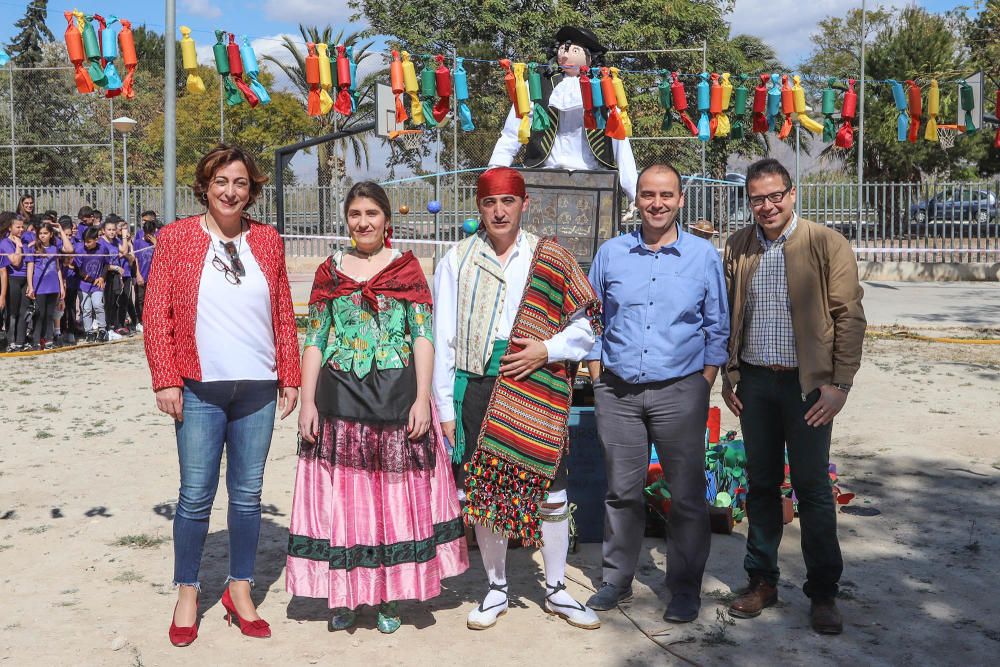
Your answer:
[26,223,66,350]
[74,227,109,342]
[132,219,157,329]
[1,213,29,350]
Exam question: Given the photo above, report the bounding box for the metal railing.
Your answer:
[3,179,998,262]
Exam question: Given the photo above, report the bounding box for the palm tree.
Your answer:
[263,25,382,228]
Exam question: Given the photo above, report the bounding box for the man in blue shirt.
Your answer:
[585,163,729,623]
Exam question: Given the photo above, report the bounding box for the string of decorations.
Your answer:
[61,10,137,98]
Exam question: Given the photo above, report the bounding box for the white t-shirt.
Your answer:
[195,225,277,382]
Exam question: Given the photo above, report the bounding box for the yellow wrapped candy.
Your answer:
[180,26,205,94]
[401,51,424,125]
[610,68,632,137]
[925,79,939,142]
[316,43,334,115]
[716,73,733,137]
[514,63,531,143]
[793,75,825,134]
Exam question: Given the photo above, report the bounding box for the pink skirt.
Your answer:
[286,411,468,609]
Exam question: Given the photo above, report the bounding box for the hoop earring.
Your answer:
[201,193,208,203]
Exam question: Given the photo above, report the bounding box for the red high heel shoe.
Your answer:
[168,597,199,647]
[221,587,271,638]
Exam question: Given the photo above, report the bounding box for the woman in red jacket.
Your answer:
[143,145,300,646]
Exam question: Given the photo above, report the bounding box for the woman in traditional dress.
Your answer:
[287,181,468,633]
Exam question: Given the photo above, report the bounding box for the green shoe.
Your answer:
[328,607,357,631]
[377,602,401,634]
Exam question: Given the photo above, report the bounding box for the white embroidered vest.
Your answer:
[455,231,539,375]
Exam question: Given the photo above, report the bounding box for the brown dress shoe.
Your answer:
[729,578,778,618]
[810,598,843,634]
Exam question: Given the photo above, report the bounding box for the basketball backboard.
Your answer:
[956,71,984,132]
[376,83,404,138]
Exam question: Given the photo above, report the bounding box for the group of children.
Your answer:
[0,194,160,352]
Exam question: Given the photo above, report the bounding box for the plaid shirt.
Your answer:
[740,215,798,367]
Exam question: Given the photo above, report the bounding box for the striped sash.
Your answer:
[462,238,602,546]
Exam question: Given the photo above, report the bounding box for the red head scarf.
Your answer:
[477,167,526,200]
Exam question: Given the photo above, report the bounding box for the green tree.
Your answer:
[963,0,1000,173]
[5,0,55,66]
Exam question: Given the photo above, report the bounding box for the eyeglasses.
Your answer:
[212,240,245,285]
[748,187,791,208]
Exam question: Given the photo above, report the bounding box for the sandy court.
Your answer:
[1,318,999,665]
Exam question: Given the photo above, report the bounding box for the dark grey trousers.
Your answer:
[594,371,711,598]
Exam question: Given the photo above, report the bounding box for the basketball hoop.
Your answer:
[389,129,424,151]
[937,124,961,151]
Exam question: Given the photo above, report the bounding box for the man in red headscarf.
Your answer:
[433,167,603,631]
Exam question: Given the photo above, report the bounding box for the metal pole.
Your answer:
[857,0,866,236]
[795,124,801,217]
[164,0,177,224]
[219,74,224,143]
[123,132,129,224]
[701,40,707,217]
[8,69,16,194]
[452,48,459,250]
[333,115,339,234]
[110,98,116,212]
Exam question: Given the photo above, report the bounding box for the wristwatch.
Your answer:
[833,383,852,394]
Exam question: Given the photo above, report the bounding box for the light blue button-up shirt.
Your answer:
[586,226,730,383]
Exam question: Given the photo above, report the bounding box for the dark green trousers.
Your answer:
[737,364,843,600]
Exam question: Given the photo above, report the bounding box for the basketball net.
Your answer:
[389,129,423,151]
[938,126,960,151]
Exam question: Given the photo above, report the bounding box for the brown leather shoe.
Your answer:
[810,598,843,635]
[729,578,778,618]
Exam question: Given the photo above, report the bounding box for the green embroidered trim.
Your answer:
[287,517,465,571]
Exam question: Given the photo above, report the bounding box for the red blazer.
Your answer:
[143,215,301,391]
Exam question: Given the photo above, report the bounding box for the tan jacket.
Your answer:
[723,218,866,395]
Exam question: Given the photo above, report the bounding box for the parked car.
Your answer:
[909,189,999,236]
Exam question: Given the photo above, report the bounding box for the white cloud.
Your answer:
[180,0,222,20]
[262,0,356,24]
[727,0,907,67]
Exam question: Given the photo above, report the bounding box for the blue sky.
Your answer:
[0,0,974,69]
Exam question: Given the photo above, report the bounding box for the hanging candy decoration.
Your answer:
[402,52,424,126]
[390,51,407,123]
[766,74,782,132]
[64,11,94,94]
[590,67,607,131]
[752,74,769,133]
[227,33,258,107]
[579,67,596,130]
[179,27,205,94]
[499,59,518,108]
[888,80,908,142]
[792,76,824,134]
[513,62,531,142]
[709,73,723,138]
[716,73,732,138]
[239,36,269,105]
[0,50,9,67]
[81,13,107,89]
[419,55,438,127]
[731,74,750,140]
[100,16,123,98]
[527,63,551,132]
[778,75,794,139]
[696,72,711,142]
[924,79,939,142]
[334,45,353,116]
[92,14,107,64]
[313,43,334,114]
[959,79,978,134]
[433,54,452,124]
[347,46,359,111]
[214,30,242,106]
[118,19,138,99]
[658,71,672,131]
[821,78,837,142]
[671,72,698,135]
[835,78,857,149]
[610,68,632,137]
[601,67,625,140]
[304,42,321,115]
[328,41,339,92]
[454,57,474,131]
[906,80,922,143]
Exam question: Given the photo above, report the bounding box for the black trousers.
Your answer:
[118,277,137,328]
[104,273,123,329]
[6,276,30,345]
[737,364,842,600]
[31,293,58,346]
[134,282,147,325]
[62,286,79,335]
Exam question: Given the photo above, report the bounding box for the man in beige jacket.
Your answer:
[721,158,866,635]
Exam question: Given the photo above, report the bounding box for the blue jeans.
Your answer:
[173,379,277,588]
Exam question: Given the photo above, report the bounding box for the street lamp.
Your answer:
[112,116,137,226]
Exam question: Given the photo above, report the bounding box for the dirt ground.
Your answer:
[1,331,998,666]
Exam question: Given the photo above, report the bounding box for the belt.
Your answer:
[744,362,798,372]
